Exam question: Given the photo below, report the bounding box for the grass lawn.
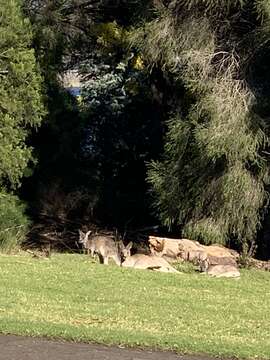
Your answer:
[0,253,269,359]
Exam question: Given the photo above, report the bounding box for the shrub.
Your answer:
[0,192,30,253]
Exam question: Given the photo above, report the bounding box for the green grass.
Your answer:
[0,253,269,359]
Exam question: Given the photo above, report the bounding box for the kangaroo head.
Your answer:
[118,241,133,262]
[78,230,92,245]
[199,256,209,272]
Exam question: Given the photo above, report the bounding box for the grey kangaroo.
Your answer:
[78,230,132,266]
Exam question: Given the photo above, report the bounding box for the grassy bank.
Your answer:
[0,253,269,359]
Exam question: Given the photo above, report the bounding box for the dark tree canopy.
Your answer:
[9,0,270,258]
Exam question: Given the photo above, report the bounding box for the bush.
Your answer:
[0,192,30,253]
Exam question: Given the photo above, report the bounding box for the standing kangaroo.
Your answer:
[78,230,132,266]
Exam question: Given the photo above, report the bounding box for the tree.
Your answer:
[0,0,45,252]
[79,22,164,227]
[133,0,270,252]
[22,0,164,230]
[0,0,45,189]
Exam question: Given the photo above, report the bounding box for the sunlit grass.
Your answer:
[0,253,269,359]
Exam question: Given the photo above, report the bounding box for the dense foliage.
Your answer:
[0,0,268,257]
[22,1,164,229]
[0,0,44,252]
[132,0,270,252]
[0,0,44,189]
[79,48,164,225]
[0,192,30,252]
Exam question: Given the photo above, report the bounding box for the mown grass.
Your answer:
[0,253,269,359]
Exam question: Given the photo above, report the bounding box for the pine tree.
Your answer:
[0,0,45,189]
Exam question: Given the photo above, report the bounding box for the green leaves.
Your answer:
[256,0,270,20]
[175,0,246,13]
[0,0,45,189]
[141,0,270,249]
[0,191,30,253]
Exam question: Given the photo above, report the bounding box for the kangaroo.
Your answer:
[200,256,240,278]
[78,230,132,266]
[206,264,240,278]
[122,254,180,273]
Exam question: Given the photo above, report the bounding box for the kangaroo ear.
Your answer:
[118,240,124,249]
[126,242,133,250]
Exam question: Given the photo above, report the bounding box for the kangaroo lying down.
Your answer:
[122,254,180,273]
[206,264,240,278]
[199,255,240,278]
